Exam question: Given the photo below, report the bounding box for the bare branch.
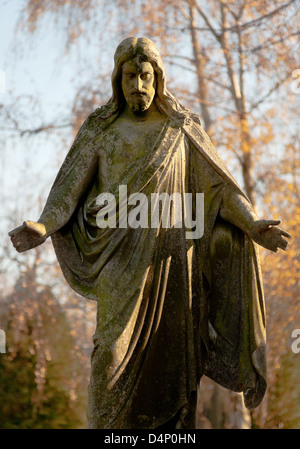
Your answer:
[0,121,72,136]
[193,1,221,41]
[193,0,298,34]
[249,31,300,53]
[249,74,292,112]
[162,54,195,64]
[19,122,72,137]
[167,60,196,73]
[236,0,298,31]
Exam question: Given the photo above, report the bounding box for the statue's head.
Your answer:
[111,37,166,113]
[95,37,195,126]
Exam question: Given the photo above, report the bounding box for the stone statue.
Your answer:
[9,37,290,429]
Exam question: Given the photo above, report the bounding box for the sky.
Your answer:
[0,1,82,115]
[2,6,53,111]
[0,1,83,232]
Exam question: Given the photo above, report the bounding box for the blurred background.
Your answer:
[0,0,299,429]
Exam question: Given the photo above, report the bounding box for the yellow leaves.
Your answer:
[7,351,18,362]
[44,348,51,361]
[69,389,77,401]
[23,0,47,33]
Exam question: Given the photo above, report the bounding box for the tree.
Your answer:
[0,259,88,428]
[252,134,300,428]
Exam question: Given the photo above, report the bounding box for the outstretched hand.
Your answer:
[249,219,291,252]
[8,221,47,253]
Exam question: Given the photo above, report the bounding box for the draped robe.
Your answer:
[38,111,266,429]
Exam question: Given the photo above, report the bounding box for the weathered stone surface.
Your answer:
[9,37,290,429]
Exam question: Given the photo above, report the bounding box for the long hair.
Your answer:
[93,37,197,127]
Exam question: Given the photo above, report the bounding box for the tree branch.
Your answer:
[249,74,292,112]
[167,60,196,73]
[193,0,297,33]
[0,121,72,136]
[193,1,221,41]
[249,31,300,53]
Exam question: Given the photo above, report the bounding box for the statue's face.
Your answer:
[121,56,156,113]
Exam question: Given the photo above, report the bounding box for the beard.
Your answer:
[130,103,148,113]
[126,93,152,113]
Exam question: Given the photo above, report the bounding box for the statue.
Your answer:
[9,37,290,429]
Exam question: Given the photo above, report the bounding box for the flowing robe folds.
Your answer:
[38,112,266,429]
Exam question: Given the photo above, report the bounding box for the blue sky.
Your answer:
[0,1,80,119]
[0,1,80,230]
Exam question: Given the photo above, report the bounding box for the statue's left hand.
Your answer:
[8,221,47,253]
[249,220,291,252]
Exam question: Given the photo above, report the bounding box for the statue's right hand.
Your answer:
[8,221,47,253]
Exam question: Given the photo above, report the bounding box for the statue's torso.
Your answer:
[97,109,167,192]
